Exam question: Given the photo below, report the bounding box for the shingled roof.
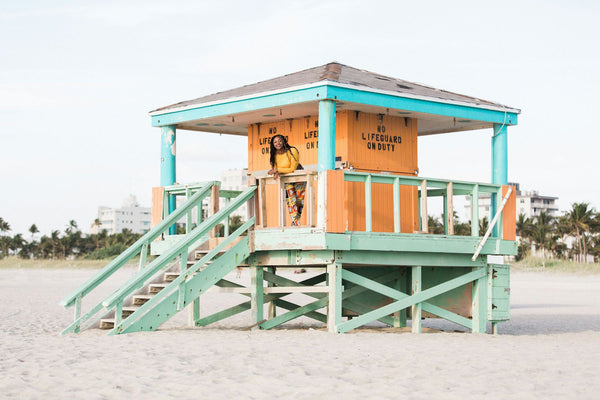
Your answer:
[151,62,519,114]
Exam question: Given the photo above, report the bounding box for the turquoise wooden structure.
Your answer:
[61,63,519,335]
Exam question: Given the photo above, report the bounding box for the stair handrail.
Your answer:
[59,181,217,309]
[472,186,513,261]
[111,217,255,334]
[102,185,257,310]
[61,185,256,334]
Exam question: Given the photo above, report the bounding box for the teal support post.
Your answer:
[327,261,343,333]
[471,267,488,333]
[411,266,422,333]
[491,123,508,185]
[161,125,177,234]
[491,123,507,237]
[393,268,407,328]
[318,100,336,171]
[250,265,264,324]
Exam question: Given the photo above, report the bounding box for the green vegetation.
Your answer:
[0,215,247,261]
[512,256,600,274]
[0,217,143,261]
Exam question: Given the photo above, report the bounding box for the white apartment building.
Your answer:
[92,195,151,234]
[464,182,559,221]
[220,168,249,220]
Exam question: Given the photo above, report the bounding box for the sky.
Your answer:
[1,0,599,236]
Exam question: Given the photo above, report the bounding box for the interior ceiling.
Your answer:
[175,100,493,137]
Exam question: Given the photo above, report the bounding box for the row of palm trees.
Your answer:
[1,202,599,261]
[426,202,599,262]
[0,217,142,260]
[516,203,599,262]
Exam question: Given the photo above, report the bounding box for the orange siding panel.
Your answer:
[247,112,420,232]
[151,187,164,228]
[326,170,345,233]
[503,185,516,241]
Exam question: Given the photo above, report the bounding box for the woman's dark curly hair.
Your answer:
[269,134,298,168]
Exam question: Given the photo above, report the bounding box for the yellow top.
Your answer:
[274,148,300,174]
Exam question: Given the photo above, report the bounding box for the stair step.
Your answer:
[132,294,153,305]
[99,319,114,329]
[122,306,138,317]
[149,283,168,294]
[164,272,180,282]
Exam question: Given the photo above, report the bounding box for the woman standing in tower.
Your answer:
[267,134,305,226]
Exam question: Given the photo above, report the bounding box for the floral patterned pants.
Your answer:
[285,182,306,226]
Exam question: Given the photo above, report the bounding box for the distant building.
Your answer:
[91,195,151,234]
[465,182,559,220]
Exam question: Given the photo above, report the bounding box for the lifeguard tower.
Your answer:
[61,63,519,335]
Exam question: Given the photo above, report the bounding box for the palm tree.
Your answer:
[0,217,10,234]
[531,211,553,258]
[29,224,39,241]
[479,217,489,235]
[560,203,595,262]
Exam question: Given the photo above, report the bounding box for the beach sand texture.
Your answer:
[1,267,599,400]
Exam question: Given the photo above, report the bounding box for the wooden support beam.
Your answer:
[250,266,264,324]
[471,184,479,236]
[421,179,428,230]
[412,266,422,333]
[446,182,454,235]
[327,262,343,333]
[210,184,219,237]
[471,268,488,333]
[336,268,486,334]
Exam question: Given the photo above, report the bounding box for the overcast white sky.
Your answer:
[1,0,599,235]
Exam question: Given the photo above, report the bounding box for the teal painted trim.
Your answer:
[337,268,486,333]
[160,125,176,186]
[492,123,508,185]
[318,100,336,171]
[151,86,329,127]
[412,266,422,333]
[327,86,518,125]
[161,125,176,234]
[341,250,485,267]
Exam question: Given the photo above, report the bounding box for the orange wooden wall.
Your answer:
[248,111,419,232]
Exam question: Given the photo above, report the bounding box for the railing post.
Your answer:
[365,175,372,232]
[114,301,122,327]
[185,187,192,234]
[471,184,480,236]
[74,295,82,333]
[139,242,148,271]
[210,184,219,237]
[224,198,231,236]
[420,180,428,233]
[446,182,454,235]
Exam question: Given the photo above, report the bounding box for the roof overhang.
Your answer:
[150,82,519,137]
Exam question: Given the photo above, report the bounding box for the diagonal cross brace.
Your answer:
[259,270,400,330]
[337,268,487,333]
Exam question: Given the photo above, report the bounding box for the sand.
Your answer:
[1,267,599,400]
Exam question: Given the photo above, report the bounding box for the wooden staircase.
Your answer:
[98,247,218,330]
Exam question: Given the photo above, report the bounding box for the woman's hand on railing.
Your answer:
[267,169,280,180]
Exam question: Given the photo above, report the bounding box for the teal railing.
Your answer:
[343,171,505,237]
[60,182,256,334]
